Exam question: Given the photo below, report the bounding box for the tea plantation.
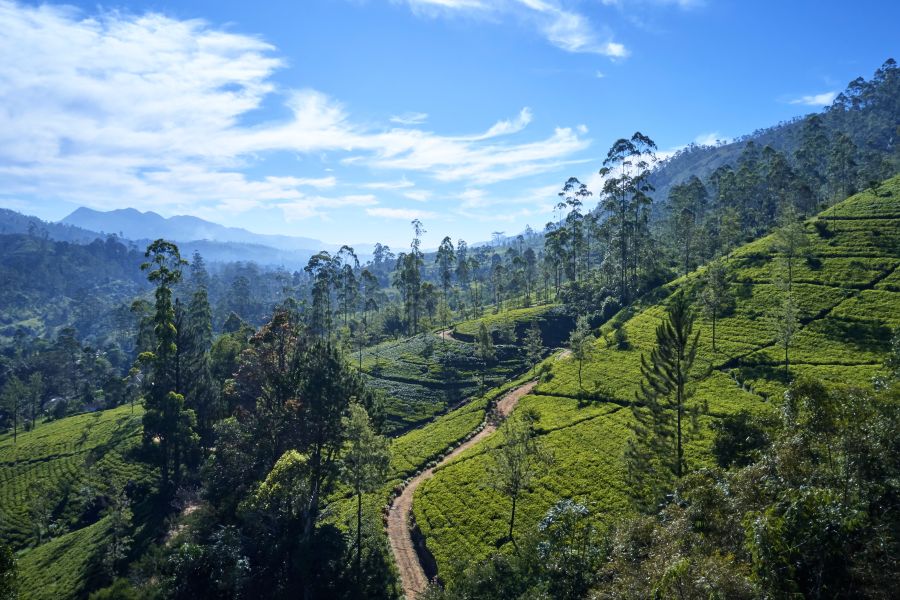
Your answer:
[412,178,900,578]
[360,302,563,433]
[0,404,154,599]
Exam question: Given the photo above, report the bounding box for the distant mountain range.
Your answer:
[0,207,375,269]
[61,207,335,254]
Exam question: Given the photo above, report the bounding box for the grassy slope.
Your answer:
[413,178,900,578]
[0,404,154,600]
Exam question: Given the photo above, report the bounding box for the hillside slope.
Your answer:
[412,177,900,579]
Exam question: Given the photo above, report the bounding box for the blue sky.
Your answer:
[0,0,897,248]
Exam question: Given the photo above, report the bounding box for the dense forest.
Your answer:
[0,60,898,599]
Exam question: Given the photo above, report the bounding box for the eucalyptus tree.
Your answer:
[794,114,830,207]
[519,248,536,303]
[394,219,426,334]
[524,320,543,374]
[487,409,549,544]
[305,251,339,337]
[568,315,594,395]
[558,177,592,281]
[341,403,390,585]
[435,236,456,329]
[0,376,25,443]
[455,239,470,318]
[336,245,360,327]
[772,205,810,293]
[476,322,496,392]
[598,132,658,302]
[669,175,708,276]
[699,260,730,353]
[828,132,859,204]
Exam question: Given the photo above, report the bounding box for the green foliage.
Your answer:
[0,543,15,600]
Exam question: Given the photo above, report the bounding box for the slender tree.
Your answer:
[0,542,16,600]
[772,205,810,293]
[629,291,700,499]
[699,260,730,352]
[669,175,708,276]
[0,376,25,443]
[476,323,496,392]
[524,320,543,374]
[487,409,549,544]
[103,484,133,577]
[435,236,456,331]
[568,316,594,395]
[138,240,198,492]
[341,403,390,586]
[598,132,658,302]
[774,291,799,378]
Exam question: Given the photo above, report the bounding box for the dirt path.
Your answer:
[437,328,455,341]
[387,380,538,599]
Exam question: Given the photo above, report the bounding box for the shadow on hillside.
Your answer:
[817,317,892,351]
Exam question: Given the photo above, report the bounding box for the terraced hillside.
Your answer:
[0,404,154,600]
[359,303,566,433]
[412,178,900,580]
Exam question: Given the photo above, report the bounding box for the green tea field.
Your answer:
[0,404,154,599]
[412,178,900,578]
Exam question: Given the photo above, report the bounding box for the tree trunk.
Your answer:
[508,494,517,543]
[356,491,363,588]
[785,344,790,377]
[676,373,683,479]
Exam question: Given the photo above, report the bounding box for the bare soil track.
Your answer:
[386,381,537,599]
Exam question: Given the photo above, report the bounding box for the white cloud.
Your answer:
[602,0,704,8]
[280,194,378,221]
[693,132,724,146]
[404,190,432,201]
[595,70,606,79]
[405,0,490,12]
[789,91,837,106]
[0,1,592,218]
[402,0,627,57]
[474,107,533,139]
[366,207,437,220]
[363,178,416,190]
[389,112,429,125]
[267,175,337,188]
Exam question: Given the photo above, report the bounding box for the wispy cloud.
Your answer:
[694,132,726,146]
[389,111,429,125]
[404,190,432,201]
[0,1,591,220]
[601,0,704,8]
[363,178,416,190]
[470,107,533,140]
[280,194,378,221]
[366,206,437,220]
[403,0,628,57]
[789,91,837,106]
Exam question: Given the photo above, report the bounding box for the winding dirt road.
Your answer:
[387,380,537,599]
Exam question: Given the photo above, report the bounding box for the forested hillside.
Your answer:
[648,58,900,213]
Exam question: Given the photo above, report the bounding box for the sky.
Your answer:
[0,0,897,248]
